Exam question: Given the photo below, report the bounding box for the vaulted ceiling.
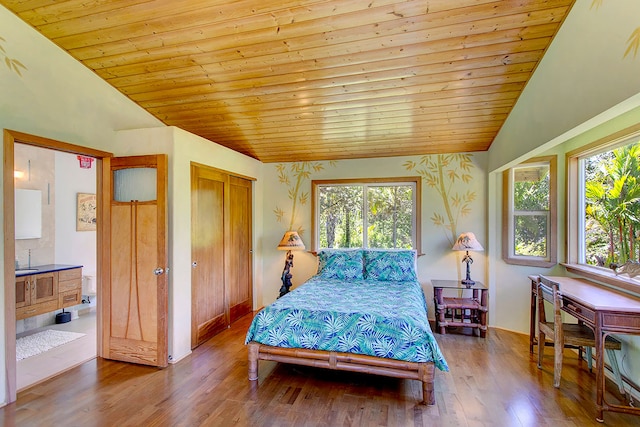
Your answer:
[0,0,574,163]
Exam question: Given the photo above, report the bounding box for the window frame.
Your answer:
[502,155,557,267]
[311,177,421,253]
[565,124,640,294]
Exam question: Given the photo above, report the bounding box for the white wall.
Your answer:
[14,145,55,269]
[54,151,97,280]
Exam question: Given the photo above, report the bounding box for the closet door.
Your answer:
[191,165,228,348]
[228,175,252,323]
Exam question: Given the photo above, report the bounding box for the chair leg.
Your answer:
[537,330,545,369]
[606,349,625,395]
[586,347,593,372]
[553,338,563,388]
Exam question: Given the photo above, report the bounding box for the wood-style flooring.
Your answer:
[2,312,638,426]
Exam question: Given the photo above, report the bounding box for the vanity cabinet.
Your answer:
[16,267,82,320]
[15,275,31,308]
[58,268,82,308]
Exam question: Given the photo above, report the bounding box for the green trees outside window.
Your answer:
[503,156,556,267]
[584,141,640,267]
[316,182,415,249]
[318,185,364,248]
[513,164,550,258]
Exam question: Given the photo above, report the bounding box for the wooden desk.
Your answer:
[529,275,640,422]
[432,279,488,338]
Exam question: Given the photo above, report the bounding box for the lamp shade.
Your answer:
[452,232,483,251]
[277,231,305,251]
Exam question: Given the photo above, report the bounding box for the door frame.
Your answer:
[3,129,112,403]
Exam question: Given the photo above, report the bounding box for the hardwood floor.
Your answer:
[2,312,638,426]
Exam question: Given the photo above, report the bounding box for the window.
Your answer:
[566,125,640,292]
[502,156,557,267]
[311,177,421,251]
[567,127,640,271]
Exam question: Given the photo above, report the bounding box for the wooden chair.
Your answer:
[537,275,624,392]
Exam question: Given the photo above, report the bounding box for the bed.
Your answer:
[245,249,449,404]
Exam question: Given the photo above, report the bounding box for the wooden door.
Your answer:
[191,165,227,348]
[101,155,168,367]
[228,175,252,323]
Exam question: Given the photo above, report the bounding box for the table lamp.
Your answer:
[452,232,484,286]
[277,231,305,297]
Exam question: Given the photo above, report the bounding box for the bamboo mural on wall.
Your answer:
[404,154,477,247]
[405,154,478,282]
[274,161,336,237]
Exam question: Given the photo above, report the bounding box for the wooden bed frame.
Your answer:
[247,341,436,405]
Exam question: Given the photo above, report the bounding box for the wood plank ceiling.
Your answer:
[1,0,575,163]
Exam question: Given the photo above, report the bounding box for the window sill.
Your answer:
[503,256,555,268]
[562,263,640,296]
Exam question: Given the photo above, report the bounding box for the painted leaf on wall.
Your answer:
[0,36,27,77]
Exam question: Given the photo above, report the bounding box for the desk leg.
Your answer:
[595,329,605,423]
[530,278,537,353]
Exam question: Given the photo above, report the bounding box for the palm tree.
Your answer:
[585,143,640,264]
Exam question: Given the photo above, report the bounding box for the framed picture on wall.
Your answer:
[77,193,97,231]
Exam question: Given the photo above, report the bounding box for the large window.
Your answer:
[312,177,421,251]
[503,156,556,267]
[566,126,640,292]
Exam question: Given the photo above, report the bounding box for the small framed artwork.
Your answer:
[77,193,97,231]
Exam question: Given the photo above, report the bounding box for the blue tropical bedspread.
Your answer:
[245,276,449,371]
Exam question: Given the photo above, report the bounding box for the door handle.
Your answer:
[192,261,197,268]
[153,268,164,276]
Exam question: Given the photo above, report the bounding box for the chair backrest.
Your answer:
[538,275,563,334]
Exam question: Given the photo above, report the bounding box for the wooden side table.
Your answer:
[432,279,488,338]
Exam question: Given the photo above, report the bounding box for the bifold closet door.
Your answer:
[191,165,253,349]
[191,165,227,348]
[228,175,252,323]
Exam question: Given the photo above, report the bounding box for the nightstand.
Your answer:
[432,279,488,338]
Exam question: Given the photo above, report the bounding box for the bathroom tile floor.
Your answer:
[16,311,96,391]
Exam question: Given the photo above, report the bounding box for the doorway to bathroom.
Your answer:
[13,143,98,390]
[3,130,111,401]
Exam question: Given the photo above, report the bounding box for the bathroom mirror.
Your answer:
[15,189,42,239]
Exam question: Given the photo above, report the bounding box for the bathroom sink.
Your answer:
[15,269,38,273]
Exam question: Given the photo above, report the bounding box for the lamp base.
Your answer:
[461,278,475,287]
[461,251,475,287]
[278,250,295,298]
